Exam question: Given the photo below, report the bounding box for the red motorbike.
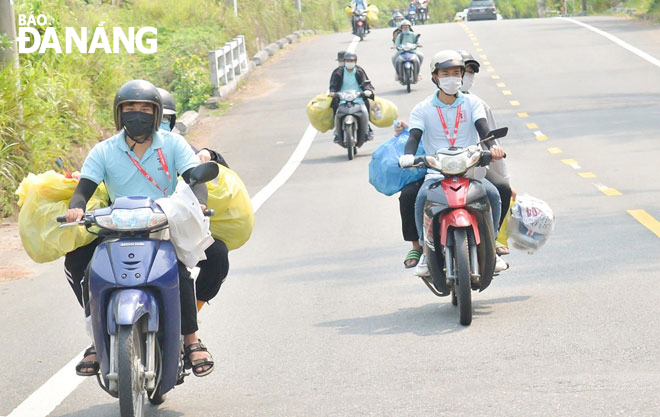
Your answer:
[412,127,507,325]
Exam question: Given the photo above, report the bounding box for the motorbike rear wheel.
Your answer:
[118,323,147,417]
[454,228,472,326]
[357,26,365,40]
[344,124,355,160]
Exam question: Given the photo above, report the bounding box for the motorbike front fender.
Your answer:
[344,115,356,125]
[440,208,480,246]
[107,289,159,335]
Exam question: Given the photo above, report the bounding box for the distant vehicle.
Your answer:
[466,0,497,21]
[454,9,467,22]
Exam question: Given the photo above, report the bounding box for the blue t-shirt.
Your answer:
[80,130,199,202]
[340,68,364,104]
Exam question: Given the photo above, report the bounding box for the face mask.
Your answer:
[122,111,155,140]
[160,119,172,132]
[438,77,462,95]
[461,72,475,93]
[345,62,356,70]
[402,29,410,34]
[396,21,403,27]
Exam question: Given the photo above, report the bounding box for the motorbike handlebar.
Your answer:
[203,209,214,217]
[56,216,67,223]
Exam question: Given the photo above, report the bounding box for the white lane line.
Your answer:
[6,349,88,417]
[5,34,362,417]
[559,17,660,69]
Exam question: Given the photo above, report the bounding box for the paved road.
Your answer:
[1,16,660,417]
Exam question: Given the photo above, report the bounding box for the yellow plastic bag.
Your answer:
[369,97,398,128]
[306,93,334,133]
[345,5,353,17]
[497,197,515,247]
[207,164,254,251]
[367,5,379,24]
[15,171,109,263]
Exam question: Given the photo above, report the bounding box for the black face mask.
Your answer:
[122,111,155,141]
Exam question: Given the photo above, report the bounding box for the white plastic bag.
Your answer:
[508,194,555,254]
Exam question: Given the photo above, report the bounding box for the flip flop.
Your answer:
[404,249,422,269]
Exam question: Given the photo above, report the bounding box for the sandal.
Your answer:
[75,345,100,377]
[404,249,422,269]
[184,339,215,377]
[495,242,510,255]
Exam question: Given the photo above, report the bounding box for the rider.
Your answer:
[64,80,215,378]
[391,11,405,39]
[456,51,513,257]
[157,87,231,309]
[392,19,424,81]
[398,51,506,277]
[328,52,375,144]
[350,0,370,34]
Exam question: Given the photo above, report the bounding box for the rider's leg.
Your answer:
[358,102,370,141]
[195,238,230,308]
[482,178,502,240]
[414,178,434,246]
[64,238,101,307]
[333,110,342,143]
[485,170,512,228]
[400,180,423,267]
[179,262,214,374]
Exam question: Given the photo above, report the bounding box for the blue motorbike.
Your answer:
[395,39,421,93]
[58,162,218,417]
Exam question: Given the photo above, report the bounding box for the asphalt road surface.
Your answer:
[1,16,660,417]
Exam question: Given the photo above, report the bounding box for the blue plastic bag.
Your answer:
[368,129,426,196]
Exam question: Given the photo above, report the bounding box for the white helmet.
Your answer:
[400,19,412,27]
[429,50,464,74]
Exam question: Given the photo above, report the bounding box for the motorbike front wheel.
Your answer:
[118,324,147,417]
[453,228,472,325]
[405,67,412,93]
[344,124,355,160]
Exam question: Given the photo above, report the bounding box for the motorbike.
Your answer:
[395,40,421,93]
[353,10,368,40]
[57,162,219,417]
[417,2,429,24]
[406,9,417,25]
[332,90,370,160]
[409,128,508,326]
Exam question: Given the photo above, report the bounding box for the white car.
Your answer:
[454,9,468,21]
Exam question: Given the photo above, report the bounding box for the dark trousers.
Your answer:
[64,239,199,335]
[485,172,512,228]
[196,238,230,302]
[399,180,423,242]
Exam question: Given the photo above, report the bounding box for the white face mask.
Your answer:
[461,72,475,93]
[345,62,356,70]
[438,77,462,95]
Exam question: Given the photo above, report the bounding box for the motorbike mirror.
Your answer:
[188,162,219,187]
[487,127,508,140]
[415,33,421,41]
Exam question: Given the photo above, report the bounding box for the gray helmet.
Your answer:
[393,11,404,19]
[343,52,357,61]
[113,80,163,131]
[157,88,177,115]
[457,50,480,73]
[429,50,465,74]
[400,19,412,27]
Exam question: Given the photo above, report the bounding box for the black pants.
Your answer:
[485,171,512,228]
[196,238,230,302]
[399,180,423,242]
[64,239,199,335]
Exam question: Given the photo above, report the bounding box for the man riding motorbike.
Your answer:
[350,0,370,34]
[157,87,231,310]
[391,20,424,82]
[64,80,215,378]
[397,51,506,277]
[391,11,405,39]
[328,52,375,144]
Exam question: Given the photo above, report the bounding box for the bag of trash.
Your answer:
[508,194,555,254]
[369,128,426,196]
[369,96,398,128]
[306,93,335,133]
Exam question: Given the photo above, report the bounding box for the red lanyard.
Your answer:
[125,148,171,197]
[436,104,462,147]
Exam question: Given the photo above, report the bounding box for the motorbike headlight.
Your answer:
[96,208,167,231]
[344,92,355,101]
[441,155,468,175]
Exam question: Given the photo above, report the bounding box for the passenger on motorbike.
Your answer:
[157,87,231,310]
[397,51,506,277]
[328,52,375,143]
[391,20,424,81]
[391,11,405,40]
[456,51,513,257]
[65,80,215,378]
[350,0,370,34]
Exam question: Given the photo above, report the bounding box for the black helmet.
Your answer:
[113,80,163,131]
[343,52,357,61]
[457,50,480,73]
[157,88,177,115]
[336,51,346,62]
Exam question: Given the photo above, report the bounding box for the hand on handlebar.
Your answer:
[65,208,84,223]
[363,90,372,98]
[490,147,506,161]
[399,154,415,168]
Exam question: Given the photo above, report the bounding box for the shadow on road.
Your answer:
[315,295,531,336]
[54,403,184,417]
[302,151,372,165]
